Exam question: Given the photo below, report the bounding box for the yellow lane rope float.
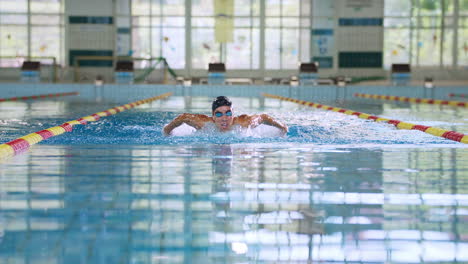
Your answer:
[0,92,172,159]
[354,93,467,108]
[0,92,79,102]
[262,93,468,144]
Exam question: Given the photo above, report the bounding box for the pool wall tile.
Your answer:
[0,83,467,104]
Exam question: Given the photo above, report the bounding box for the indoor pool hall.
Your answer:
[0,0,467,263]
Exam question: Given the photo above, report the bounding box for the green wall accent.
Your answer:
[339,52,382,68]
[69,16,113,24]
[69,50,113,67]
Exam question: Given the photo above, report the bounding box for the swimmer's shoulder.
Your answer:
[234,114,251,121]
[196,114,212,125]
[175,113,212,130]
[234,114,256,127]
[180,113,211,120]
[181,113,212,123]
[192,114,212,129]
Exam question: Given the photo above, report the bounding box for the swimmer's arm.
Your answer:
[163,113,211,135]
[257,114,288,134]
[236,114,288,134]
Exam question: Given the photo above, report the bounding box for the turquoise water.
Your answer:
[0,94,467,263]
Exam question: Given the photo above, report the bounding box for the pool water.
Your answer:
[0,94,467,263]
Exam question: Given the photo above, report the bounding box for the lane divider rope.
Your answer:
[0,92,172,159]
[354,93,467,108]
[0,92,79,102]
[263,93,468,144]
[448,93,467,99]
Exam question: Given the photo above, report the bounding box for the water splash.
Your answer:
[40,109,455,146]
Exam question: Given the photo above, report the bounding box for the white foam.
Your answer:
[240,124,285,138]
[168,123,197,136]
[167,123,285,138]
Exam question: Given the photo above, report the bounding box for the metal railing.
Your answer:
[73,56,177,83]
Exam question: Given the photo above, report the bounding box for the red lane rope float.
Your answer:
[262,93,468,144]
[0,92,79,102]
[448,93,467,99]
[354,93,467,108]
[0,92,172,159]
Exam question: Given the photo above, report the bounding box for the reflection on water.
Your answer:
[0,96,467,263]
[0,144,467,263]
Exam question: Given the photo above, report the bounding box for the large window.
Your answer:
[132,0,311,71]
[191,0,222,69]
[384,0,467,68]
[131,0,185,69]
[0,0,64,67]
[191,0,261,70]
[225,0,260,69]
[1,0,465,72]
[265,0,310,69]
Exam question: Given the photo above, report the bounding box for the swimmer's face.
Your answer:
[212,105,234,132]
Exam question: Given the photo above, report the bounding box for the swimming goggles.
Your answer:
[214,110,232,117]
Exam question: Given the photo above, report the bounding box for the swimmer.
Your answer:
[163,96,288,136]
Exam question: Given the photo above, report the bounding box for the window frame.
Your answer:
[0,0,64,66]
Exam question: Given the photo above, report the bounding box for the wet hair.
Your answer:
[212,96,232,112]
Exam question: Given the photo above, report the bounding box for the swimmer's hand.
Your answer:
[162,124,171,136]
[280,125,289,136]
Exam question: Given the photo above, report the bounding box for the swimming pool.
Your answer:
[0,84,467,263]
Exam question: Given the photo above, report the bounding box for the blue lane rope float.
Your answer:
[0,92,79,102]
[0,92,172,159]
[262,93,468,144]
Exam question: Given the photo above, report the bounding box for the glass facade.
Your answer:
[131,0,185,69]
[264,0,310,69]
[384,0,467,68]
[0,0,466,70]
[191,0,261,69]
[0,0,64,67]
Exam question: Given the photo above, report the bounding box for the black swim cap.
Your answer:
[212,96,232,112]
